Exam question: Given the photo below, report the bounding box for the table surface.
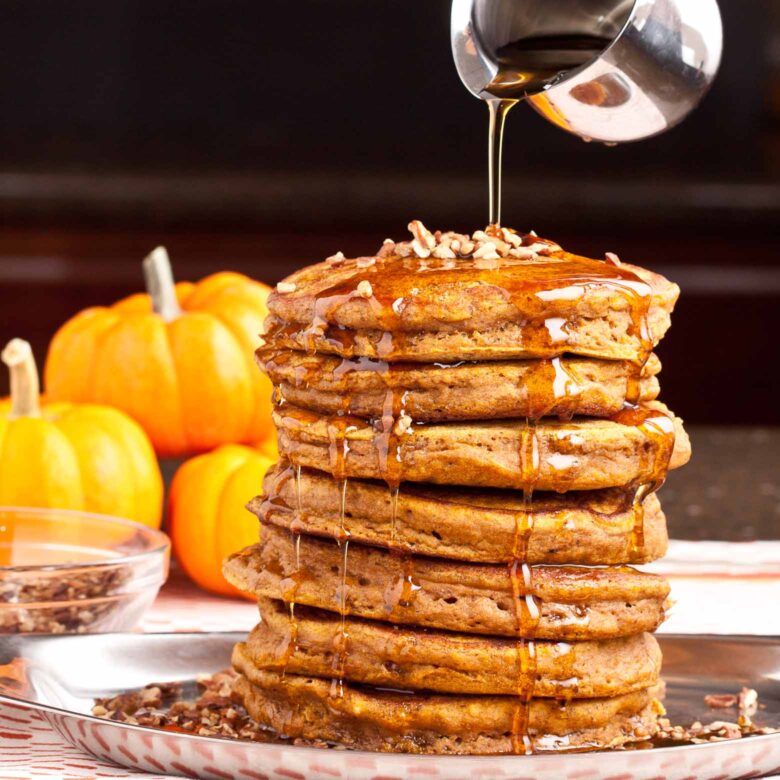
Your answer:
[662,427,780,542]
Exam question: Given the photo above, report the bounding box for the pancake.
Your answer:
[247,597,662,698]
[259,348,662,422]
[254,465,668,564]
[232,649,660,753]
[273,401,690,492]
[264,225,678,363]
[223,526,670,639]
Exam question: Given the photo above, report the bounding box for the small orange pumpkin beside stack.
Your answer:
[168,441,277,598]
[45,247,275,458]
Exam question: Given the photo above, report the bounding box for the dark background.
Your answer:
[0,0,778,428]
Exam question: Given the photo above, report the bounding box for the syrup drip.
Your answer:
[374,387,405,489]
[487,98,517,227]
[509,561,540,755]
[271,383,285,407]
[549,357,582,421]
[258,461,295,519]
[277,532,302,675]
[276,466,305,674]
[326,393,353,481]
[330,477,351,699]
[372,385,420,619]
[552,642,579,707]
[395,555,421,613]
[509,416,542,754]
[610,405,676,561]
[327,391,354,699]
[389,485,401,547]
[302,294,355,355]
[324,392,355,684]
[625,361,644,408]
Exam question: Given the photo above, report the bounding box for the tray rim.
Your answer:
[2,630,779,765]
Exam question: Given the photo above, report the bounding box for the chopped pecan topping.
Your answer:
[408,220,436,258]
[355,280,373,298]
[371,220,562,263]
[472,242,500,260]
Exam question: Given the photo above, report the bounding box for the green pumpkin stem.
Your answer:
[143,246,182,322]
[2,338,41,418]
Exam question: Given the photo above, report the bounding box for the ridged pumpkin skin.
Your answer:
[169,444,275,598]
[44,260,274,458]
[0,341,163,529]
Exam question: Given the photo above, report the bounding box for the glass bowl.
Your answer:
[0,507,170,634]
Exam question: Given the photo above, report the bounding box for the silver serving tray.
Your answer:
[1,632,779,780]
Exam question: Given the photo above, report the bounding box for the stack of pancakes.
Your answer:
[225,221,691,754]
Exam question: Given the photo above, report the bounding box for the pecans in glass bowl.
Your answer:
[0,507,169,634]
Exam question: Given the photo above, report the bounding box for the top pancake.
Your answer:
[264,223,679,363]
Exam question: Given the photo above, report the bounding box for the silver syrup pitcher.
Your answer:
[451,0,723,143]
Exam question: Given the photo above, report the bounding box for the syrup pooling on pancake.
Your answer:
[264,223,657,365]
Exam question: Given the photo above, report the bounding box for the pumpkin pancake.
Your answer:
[264,225,678,364]
[223,525,669,639]
[259,348,661,422]
[273,401,689,492]
[247,597,662,698]
[232,648,660,753]
[253,465,668,564]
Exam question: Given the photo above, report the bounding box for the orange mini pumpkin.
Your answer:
[44,248,273,457]
[0,339,163,528]
[169,443,275,598]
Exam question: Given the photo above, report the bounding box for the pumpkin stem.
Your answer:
[2,338,41,418]
[143,246,182,322]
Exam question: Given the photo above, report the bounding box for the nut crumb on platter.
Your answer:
[654,687,776,745]
[92,670,276,742]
